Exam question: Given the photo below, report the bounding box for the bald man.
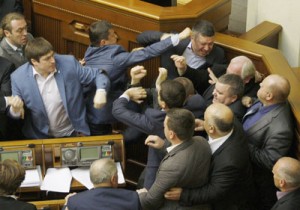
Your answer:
[271,157,300,210]
[243,74,294,210]
[164,103,255,210]
[63,159,141,210]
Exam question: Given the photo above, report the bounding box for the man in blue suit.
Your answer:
[84,20,191,135]
[10,37,110,139]
[63,158,141,210]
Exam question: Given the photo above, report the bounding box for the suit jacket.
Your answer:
[243,101,294,209]
[180,121,256,210]
[0,35,33,68]
[11,54,110,139]
[84,37,174,125]
[66,187,141,210]
[0,196,36,210]
[0,57,14,139]
[136,30,227,82]
[271,188,300,210]
[139,136,212,210]
[0,0,23,20]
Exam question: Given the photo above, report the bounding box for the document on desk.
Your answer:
[21,165,42,187]
[71,162,125,189]
[40,167,72,193]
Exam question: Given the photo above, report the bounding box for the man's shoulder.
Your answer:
[11,63,30,78]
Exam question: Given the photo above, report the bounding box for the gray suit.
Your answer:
[243,101,294,210]
[139,136,211,210]
[0,34,33,68]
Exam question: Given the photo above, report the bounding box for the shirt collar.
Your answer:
[5,38,18,51]
[208,129,233,154]
[166,142,182,153]
[32,66,57,78]
[276,190,293,200]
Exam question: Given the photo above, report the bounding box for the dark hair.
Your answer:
[166,108,195,141]
[192,20,215,37]
[174,77,195,97]
[0,159,25,195]
[89,20,113,47]
[25,37,53,64]
[218,74,244,99]
[1,12,25,32]
[159,80,186,108]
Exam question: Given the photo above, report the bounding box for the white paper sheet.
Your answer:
[40,167,72,193]
[21,165,42,187]
[71,162,125,189]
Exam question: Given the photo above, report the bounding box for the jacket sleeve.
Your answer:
[0,60,15,96]
[136,30,164,46]
[112,97,157,135]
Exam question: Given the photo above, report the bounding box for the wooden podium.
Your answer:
[30,0,231,57]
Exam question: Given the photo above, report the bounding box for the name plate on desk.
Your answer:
[0,148,35,169]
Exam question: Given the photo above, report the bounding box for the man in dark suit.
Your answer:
[164,103,256,210]
[0,0,23,21]
[271,157,300,210]
[9,37,110,139]
[243,74,294,210]
[137,108,211,210]
[84,20,191,135]
[136,20,227,86]
[113,75,186,189]
[0,12,33,68]
[63,158,141,210]
[0,56,15,139]
[0,159,36,210]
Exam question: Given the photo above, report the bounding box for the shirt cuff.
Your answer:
[4,97,8,108]
[120,93,130,101]
[171,34,180,46]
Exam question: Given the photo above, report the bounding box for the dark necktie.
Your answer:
[16,48,24,57]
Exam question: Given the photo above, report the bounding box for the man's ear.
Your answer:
[100,39,107,46]
[160,101,166,109]
[230,95,238,103]
[110,174,118,188]
[31,58,38,66]
[3,30,11,37]
[208,124,215,134]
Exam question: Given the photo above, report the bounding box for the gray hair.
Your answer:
[90,158,117,185]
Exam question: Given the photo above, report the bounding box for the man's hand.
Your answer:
[242,96,253,108]
[179,27,192,40]
[208,68,218,85]
[136,188,148,194]
[164,187,183,201]
[8,96,25,119]
[171,55,187,76]
[125,87,147,104]
[93,90,107,109]
[195,119,205,131]
[130,65,147,85]
[131,47,144,52]
[156,67,168,91]
[79,58,85,66]
[145,135,165,149]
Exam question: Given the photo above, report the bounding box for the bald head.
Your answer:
[90,159,117,186]
[273,157,300,190]
[258,74,290,105]
[226,56,256,82]
[204,103,234,136]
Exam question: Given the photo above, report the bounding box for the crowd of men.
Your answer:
[0,9,299,210]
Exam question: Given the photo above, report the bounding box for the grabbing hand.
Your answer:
[164,187,183,201]
[171,55,187,76]
[145,135,165,149]
[195,119,205,131]
[125,87,147,104]
[242,96,253,108]
[93,90,107,109]
[8,96,25,119]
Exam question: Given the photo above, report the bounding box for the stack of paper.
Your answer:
[40,167,72,193]
[21,165,42,187]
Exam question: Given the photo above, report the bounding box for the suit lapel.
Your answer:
[0,39,26,64]
[161,140,193,162]
[54,65,69,114]
[246,104,283,137]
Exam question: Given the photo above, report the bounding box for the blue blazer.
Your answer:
[66,187,141,210]
[11,54,110,139]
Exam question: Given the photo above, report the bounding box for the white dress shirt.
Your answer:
[182,42,206,69]
[208,129,233,154]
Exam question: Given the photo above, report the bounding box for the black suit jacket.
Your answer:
[180,121,256,210]
[271,188,300,210]
[0,57,14,139]
[0,196,36,210]
[136,30,227,84]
